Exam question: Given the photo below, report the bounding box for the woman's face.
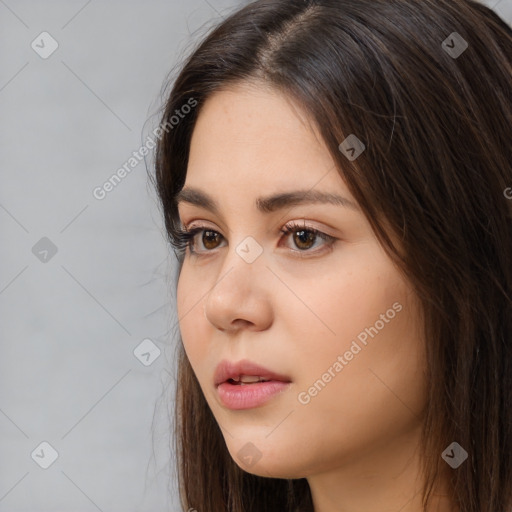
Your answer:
[176,81,427,480]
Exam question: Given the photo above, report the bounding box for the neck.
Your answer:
[307,424,457,512]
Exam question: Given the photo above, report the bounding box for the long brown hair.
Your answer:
[149,1,512,510]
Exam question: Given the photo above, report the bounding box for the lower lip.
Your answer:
[217,380,291,410]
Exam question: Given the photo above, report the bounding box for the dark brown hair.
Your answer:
[149,0,512,510]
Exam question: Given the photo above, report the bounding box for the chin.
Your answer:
[235,459,306,480]
[224,438,310,479]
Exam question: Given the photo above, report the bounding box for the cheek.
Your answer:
[316,293,424,421]
[284,251,407,356]
[289,253,426,418]
[176,264,230,402]
[303,319,426,449]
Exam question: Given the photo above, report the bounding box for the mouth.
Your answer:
[214,359,292,387]
[226,375,271,385]
[214,359,292,410]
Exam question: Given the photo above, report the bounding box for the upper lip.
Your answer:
[214,359,292,387]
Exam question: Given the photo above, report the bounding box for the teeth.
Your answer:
[237,375,267,383]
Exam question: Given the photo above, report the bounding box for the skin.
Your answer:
[176,81,455,512]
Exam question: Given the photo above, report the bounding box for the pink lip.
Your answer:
[214,359,292,410]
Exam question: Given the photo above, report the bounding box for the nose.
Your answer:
[203,245,274,333]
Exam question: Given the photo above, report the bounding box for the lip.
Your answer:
[214,359,292,410]
[214,359,291,387]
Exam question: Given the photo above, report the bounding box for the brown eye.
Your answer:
[202,230,222,250]
[292,229,317,250]
[179,222,336,258]
[280,223,336,255]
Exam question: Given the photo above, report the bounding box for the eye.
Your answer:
[173,226,224,255]
[191,228,224,252]
[279,222,336,255]
[173,221,337,257]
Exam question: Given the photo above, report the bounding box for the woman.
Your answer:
[150,0,512,510]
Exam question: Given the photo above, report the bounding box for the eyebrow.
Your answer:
[175,186,359,215]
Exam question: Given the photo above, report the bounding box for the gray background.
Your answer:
[0,1,510,511]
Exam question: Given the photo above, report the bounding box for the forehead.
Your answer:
[194,82,330,157]
[185,82,345,196]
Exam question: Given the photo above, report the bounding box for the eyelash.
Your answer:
[173,222,336,258]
